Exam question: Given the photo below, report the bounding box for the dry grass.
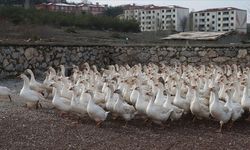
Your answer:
[0,22,167,45]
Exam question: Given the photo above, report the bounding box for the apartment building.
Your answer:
[124,5,189,32]
[193,7,247,33]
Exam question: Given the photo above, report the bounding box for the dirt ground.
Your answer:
[1,79,250,150]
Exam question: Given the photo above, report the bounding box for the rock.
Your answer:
[198,51,207,57]
[12,52,19,59]
[212,57,230,62]
[207,50,217,58]
[237,49,247,58]
[24,48,38,60]
[3,59,9,67]
[150,55,159,62]
[180,56,186,62]
[0,54,3,62]
[5,64,14,71]
[180,50,196,57]
[188,57,200,63]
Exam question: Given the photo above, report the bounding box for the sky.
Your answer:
[67,0,250,22]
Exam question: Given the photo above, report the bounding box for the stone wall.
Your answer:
[0,44,250,78]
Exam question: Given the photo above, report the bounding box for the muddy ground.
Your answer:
[1,79,250,150]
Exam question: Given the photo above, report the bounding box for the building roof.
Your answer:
[161,31,233,41]
[195,7,246,13]
[125,4,188,10]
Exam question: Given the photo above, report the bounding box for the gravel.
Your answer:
[1,79,250,150]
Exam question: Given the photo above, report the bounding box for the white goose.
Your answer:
[52,87,71,112]
[0,85,13,101]
[225,88,244,124]
[26,69,45,93]
[19,74,45,109]
[173,82,190,113]
[146,97,173,126]
[241,85,250,111]
[113,89,136,125]
[209,88,232,132]
[86,90,109,127]
[163,90,184,121]
[190,87,210,120]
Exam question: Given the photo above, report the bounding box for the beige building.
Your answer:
[193,7,247,34]
[124,5,189,32]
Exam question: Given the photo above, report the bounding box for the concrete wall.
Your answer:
[1,44,250,78]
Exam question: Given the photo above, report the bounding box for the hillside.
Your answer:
[0,21,167,45]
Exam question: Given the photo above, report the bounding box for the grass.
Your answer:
[0,6,140,32]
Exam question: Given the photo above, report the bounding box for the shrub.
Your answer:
[0,6,140,32]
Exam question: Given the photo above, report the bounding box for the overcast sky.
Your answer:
[67,0,250,22]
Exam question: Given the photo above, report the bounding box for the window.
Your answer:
[207,13,210,15]
[223,11,229,15]
[148,11,151,14]
[195,19,197,22]
[231,23,234,26]
[162,10,164,13]
[231,11,234,14]
[207,24,210,27]
[173,9,175,12]
[173,20,175,23]
[173,15,175,18]
[195,13,198,16]
[218,12,221,15]
[201,13,205,16]
[153,11,155,13]
[218,29,221,31]
[218,24,221,27]
[212,27,215,30]
[162,15,164,18]
[157,13,159,16]
[212,15,215,19]
[142,11,145,14]
[223,29,229,31]
[200,19,205,22]
[142,17,145,19]
[212,21,215,24]
[223,17,229,21]
[231,17,234,20]
[207,18,209,21]
[223,23,229,27]
[162,21,164,24]
[218,18,221,21]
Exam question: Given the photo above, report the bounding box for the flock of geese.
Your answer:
[1,63,250,132]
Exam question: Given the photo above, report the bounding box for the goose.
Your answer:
[163,90,184,121]
[0,85,13,101]
[225,88,244,124]
[154,84,166,106]
[26,69,45,93]
[173,82,190,113]
[113,89,136,125]
[19,74,45,109]
[241,85,250,111]
[209,88,232,132]
[135,87,149,115]
[70,86,89,116]
[52,87,71,112]
[86,90,109,127]
[146,96,173,126]
[190,87,210,120]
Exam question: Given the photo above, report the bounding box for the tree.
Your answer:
[180,16,188,32]
[104,6,123,17]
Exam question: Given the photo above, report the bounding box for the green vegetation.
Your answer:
[0,6,140,32]
[104,6,124,17]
